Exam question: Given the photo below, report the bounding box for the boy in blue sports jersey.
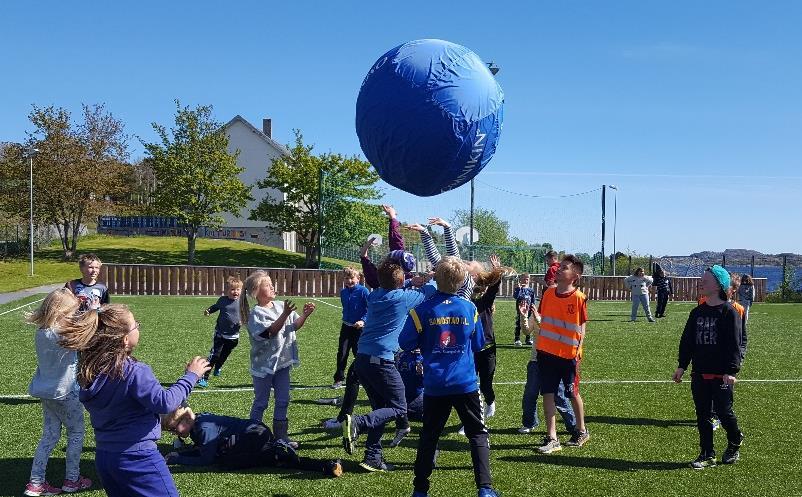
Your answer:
[399,256,500,497]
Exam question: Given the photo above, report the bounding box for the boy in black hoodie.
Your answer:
[672,265,744,469]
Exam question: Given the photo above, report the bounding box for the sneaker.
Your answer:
[647,317,655,322]
[710,417,721,431]
[524,337,533,346]
[536,436,562,454]
[323,418,342,429]
[514,340,522,347]
[61,476,92,493]
[458,425,466,436]
[485,401,496,419]
[565,430,590,447]
[24,482,62,496]
[389,426,411,448]
[324,459,344,478]
[690,452,716,469]
[213,368,221,377]
[518,425,536,434]
[342,414,357,455]
[331,381,345,389]
[197,378,208,388]
[478,488,501,497]
[722,435,744,465]
[359,459,395,472]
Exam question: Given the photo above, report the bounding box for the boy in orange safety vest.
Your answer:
[533,254,590,454]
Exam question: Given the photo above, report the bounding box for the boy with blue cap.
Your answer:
[672,265,744,469]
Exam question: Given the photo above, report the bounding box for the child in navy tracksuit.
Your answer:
[333,267,369,388]
[201,276,243,387]
[58,304,210,497]
[399,256,500,497]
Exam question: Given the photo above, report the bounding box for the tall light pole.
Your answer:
[608,185,618,275]
[27,148,39,277]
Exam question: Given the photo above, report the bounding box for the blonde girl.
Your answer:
[240,270,316,448]
[25,288,92,496]
[58,304,209,497]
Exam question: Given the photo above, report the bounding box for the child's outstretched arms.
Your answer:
[359,236,380,289]
[408,223,442,267]
[428,217,459,258]
[293,302,316,330]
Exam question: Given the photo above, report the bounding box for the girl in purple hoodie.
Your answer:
[58,304,210,497]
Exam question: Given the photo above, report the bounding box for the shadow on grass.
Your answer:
[585,415,695,428]
[0,397,39,406]
[0,458,97,497]
[498,454,687,472]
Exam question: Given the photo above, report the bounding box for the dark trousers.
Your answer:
[474,346,497,405]
[413,392,492,494]
[354,353,408,464]
[205,335,239,380]
[334,324,361,383]
[656,291,669,317]
[690,374,742,454]
[337,362,361,422]
[96,446,179,497]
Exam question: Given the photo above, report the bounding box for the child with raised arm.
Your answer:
[673,266,744,469]
[535,254,590,454]
[332,267,369,389]
[241,270,316,448]
[399,256,500,497]
[58,304,209,497]
[162,406,343,477]
[341,260,437,472]
[24,289,92,496]
[200,275,243,388]
[65,253,109,312]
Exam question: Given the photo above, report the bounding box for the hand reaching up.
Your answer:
[187,356,211,377]
[302,302,316,317]
[382,204,396,219]
[427,217,450,228]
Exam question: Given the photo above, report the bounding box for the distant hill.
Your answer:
[669,249,802,266]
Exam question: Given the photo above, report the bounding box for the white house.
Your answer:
[213,115,297,252]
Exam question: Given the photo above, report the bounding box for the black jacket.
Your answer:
[678,302,742,375]
[473,280,501,349]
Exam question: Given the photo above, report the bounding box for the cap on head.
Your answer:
[708,265,731,295]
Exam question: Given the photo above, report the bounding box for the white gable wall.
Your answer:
[222,117,296,252]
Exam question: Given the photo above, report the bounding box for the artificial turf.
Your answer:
[0,295,799,497]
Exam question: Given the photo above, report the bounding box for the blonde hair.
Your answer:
[435,256,466,294]
[226,275,243,290]
[58,303,134,388]
[240,270,271,325]
[161,405,194,431]
[26,288,80,330]
[343,266,361,279]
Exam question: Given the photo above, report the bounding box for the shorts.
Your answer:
[537,351,580,398]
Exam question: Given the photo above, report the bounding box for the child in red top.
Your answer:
[543,250,560,288]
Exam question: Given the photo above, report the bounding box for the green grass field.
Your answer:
[1,296,799,497]
[0,234,351,293]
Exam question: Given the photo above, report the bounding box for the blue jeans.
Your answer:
[521,360,576,431]
[353,353,407,464]
[630,294,653,320]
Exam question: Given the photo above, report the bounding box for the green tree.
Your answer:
[250,131,381,268]
[451,208,511,246]
[143,101,252,264]
[0,104,132,259]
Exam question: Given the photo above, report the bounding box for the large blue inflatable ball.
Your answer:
[356,39,504,197]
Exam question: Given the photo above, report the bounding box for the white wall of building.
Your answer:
[222,116,296,252]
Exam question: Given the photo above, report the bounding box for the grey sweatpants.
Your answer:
[30,391,85,483]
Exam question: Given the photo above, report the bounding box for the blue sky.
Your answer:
[2,1,800,256]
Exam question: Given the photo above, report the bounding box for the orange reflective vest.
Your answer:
[536,287,587,360]
[732,301,745,318]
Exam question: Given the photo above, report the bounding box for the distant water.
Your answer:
[667,264,800,292]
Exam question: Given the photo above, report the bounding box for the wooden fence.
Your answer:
[101,264,767,302]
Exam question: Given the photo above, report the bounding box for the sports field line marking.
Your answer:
[0,298,45,317]
[3,378,802,400]
[308,297,342,309]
